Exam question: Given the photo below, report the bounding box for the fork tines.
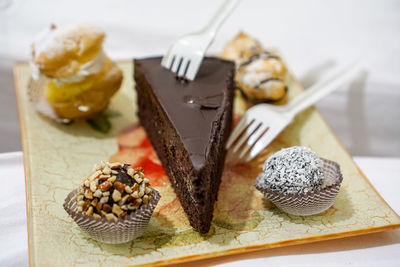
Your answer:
[163,55,192,79]
[226,118,270,161]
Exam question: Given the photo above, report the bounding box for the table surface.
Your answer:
[0,152,399,267]
[0,0,400,156]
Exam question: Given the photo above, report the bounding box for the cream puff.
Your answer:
[31,23,122,120]
[222,32,288,103]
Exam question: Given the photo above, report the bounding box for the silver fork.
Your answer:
[226,62,363,162]
[161,0,240,80]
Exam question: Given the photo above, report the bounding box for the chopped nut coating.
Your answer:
[76,162,154,219]
[114,182,125,193]
[112,204,123,217]
[112,190,122,202]
[98,181,111,191]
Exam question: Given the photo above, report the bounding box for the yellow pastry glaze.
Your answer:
[42,58,122,119]
[44,76,95,103]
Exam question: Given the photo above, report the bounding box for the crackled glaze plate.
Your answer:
[14,61,400,266]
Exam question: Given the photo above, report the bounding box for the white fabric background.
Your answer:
[0,152,399,267]
[0,0,400,155]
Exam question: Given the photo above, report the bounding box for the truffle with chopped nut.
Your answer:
[64,161,160,244]
[76,162,154,221]
[254,146,343,216]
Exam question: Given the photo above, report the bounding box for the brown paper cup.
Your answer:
[63,188,160,244]
[254,158,343,216]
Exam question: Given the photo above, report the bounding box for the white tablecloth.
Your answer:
[0,152,398,267]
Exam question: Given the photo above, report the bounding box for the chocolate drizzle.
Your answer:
[238,51,281,69]
[236,83,288,103]
[255,78,284,89]
[235,50,287,103]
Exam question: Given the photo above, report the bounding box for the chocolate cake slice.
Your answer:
[134,57,234,233]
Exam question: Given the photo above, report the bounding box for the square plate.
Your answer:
[14,61,400,266]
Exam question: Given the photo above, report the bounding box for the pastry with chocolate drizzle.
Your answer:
[222,32,288,103]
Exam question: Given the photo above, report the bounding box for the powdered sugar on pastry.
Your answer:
[222,32,262,66]
[53,51,107,85]
[240,58,273,87]
[32,23,104,59]
[30,23,107,84]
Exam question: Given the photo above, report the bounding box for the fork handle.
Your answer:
[202,0,240,39]
[285,62,363,118]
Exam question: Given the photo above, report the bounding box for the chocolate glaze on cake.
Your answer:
[134,57,235,233]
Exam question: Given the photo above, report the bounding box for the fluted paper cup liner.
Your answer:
[254,159,343,216]
[63,188,160,244]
